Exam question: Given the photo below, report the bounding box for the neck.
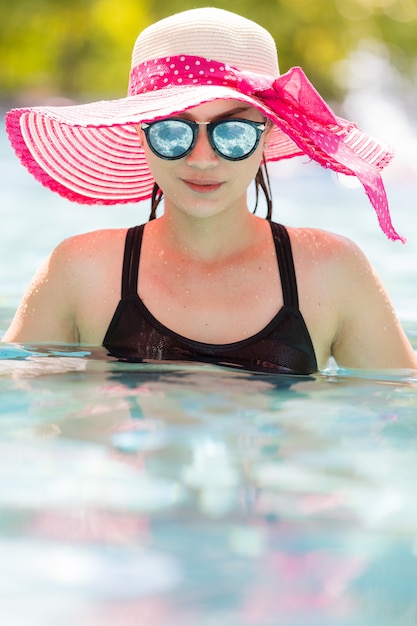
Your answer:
[153,206,263,264]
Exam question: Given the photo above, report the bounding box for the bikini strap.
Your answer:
[120,222,298,306]
[270,222,299,309]
[121,224,145,298]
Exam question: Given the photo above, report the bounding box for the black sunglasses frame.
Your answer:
[140,118,267,161]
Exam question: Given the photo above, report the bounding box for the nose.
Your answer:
[185,124,219,168]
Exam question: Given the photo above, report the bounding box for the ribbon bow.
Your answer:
[130,56,403,241]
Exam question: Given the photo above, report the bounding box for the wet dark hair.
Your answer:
[148,160,273,221]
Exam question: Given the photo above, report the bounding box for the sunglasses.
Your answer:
[140,118,267,161]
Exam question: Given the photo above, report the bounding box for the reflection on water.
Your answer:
[1,345,417,625]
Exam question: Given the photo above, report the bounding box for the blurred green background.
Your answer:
[1,0,416,104]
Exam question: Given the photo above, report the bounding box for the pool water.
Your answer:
[1,109,417,625]
[1,350,417,626]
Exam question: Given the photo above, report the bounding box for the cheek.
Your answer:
[235,149,264,183]
[143,151,178,195]
[140,140,165,178]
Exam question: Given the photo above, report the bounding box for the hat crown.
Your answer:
[131,8,280,77]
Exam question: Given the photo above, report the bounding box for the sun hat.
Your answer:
[5,7,403,241]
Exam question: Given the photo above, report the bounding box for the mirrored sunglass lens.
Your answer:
[148,120,193,157]
[212,121,258,158]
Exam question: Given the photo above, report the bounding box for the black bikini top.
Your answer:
[103,221,318,374]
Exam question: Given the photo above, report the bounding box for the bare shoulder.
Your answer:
[53,227,128,266]
[11,227,129,345]
[284,226,385,368]
[2,227,130,344]
[287,226,366,265]
[53,227,130,341]
[286,225,377,292]
[286,226,417,370]
[47,227,129,296]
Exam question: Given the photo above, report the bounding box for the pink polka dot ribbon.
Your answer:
[129,55,403,242]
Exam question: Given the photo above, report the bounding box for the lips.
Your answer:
[182,179,223,193]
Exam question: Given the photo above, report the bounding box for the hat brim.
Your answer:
[6,85,306,205]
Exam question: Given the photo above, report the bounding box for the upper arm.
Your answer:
[2,239,79,344]
[331,238,417,371]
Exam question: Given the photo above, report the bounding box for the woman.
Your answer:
[3,8,416,373]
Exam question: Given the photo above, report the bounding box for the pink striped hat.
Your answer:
[5,7,403,241]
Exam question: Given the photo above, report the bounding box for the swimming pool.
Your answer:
[1,110,417,625]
